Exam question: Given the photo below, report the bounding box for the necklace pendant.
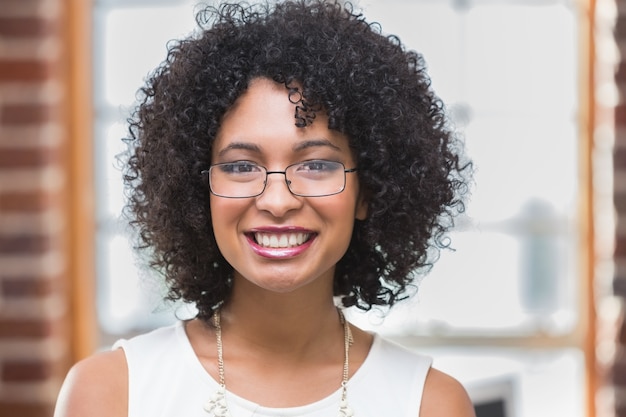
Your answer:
[339,399,354,417]
[203,386,231,417]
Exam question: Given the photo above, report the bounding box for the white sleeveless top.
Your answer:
[114,321,432,417]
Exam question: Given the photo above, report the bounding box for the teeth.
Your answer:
[254,232,309,248]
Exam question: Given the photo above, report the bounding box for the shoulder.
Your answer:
[54,348,128,417]
[420,368,476,417]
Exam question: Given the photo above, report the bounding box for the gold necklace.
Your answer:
[203,308,355,417]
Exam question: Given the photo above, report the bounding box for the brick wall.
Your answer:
[0,0,74,416]
[615,0,626,414]
[603,0,626,416]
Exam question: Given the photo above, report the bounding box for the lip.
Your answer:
[246,226,316,259]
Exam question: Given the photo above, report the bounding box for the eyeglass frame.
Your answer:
[201,160,358,198]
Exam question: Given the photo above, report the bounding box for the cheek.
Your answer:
[210,195,242,217]
[314,193,362,228]
[336,187,364,219]
[210,197,244,240]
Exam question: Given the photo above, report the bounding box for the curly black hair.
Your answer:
[123,0,471,321]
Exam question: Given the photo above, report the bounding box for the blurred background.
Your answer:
[0,0,618,416]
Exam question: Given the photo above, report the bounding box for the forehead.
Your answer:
[212,78,351,158]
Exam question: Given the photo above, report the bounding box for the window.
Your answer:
[93,1,589,415]
[93,1,198,341]
[349,0,578,335]
[347,3,585,416]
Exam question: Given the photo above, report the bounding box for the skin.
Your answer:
[53,78,475,417]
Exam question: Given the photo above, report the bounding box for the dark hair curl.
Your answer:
[123,0,471,321]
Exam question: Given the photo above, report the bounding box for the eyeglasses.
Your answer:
[202,160,357,198]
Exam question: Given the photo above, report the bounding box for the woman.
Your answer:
[55,1,474,416]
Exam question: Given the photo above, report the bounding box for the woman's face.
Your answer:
[210,78,367,296]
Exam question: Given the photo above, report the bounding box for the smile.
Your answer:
[253,232,312,248]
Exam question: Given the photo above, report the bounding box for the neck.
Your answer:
[216,279,345,355]
[204,302,354,416]
[221,300,343,353]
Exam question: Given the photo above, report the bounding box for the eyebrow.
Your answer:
[216,142,261,157]
[216,139,341,157]
[292,139,341,152]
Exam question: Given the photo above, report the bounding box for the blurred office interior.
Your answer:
[0,0,620,416]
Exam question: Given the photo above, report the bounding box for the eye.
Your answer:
[218,161,263,174]
[296,160,340,172]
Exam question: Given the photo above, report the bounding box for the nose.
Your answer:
[255,172,302,217]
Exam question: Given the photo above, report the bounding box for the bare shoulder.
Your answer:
[54,348,128,417]
[420,368,476,417]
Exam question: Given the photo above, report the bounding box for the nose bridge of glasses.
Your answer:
[264,170,292,190]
